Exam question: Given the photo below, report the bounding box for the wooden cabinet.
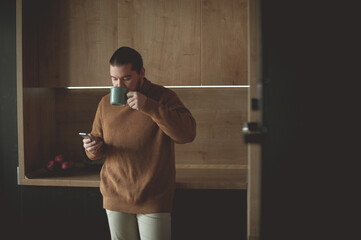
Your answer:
[17,0,251,189]
[21,0,248,87]
[22,0,118,87]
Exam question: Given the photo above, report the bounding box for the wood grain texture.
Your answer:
[118,0,201,86]
[35,0,118,87]
[54,89,106,162]
[173,88,248,166]
[247,0,261,238]
[22,0,40,87]
[22,0,250,87]
[17,0,25,181]
[201,0,248,85]
[176,168,247,189]
[176,164,247,169]
[23,88,56,174]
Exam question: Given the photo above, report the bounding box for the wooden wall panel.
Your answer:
[202,0,248,85]
[118,0,201,86]
[174,88,248,166]
[20,87,247,188]
[22,0,40,87]
[54,89,107,162]
[52,88,247,167]
[176,168,247,189]
[24,0,250,87]
[36,0,118,87]
[23,88,56,174]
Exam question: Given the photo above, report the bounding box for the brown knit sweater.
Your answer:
[85,79,196,214]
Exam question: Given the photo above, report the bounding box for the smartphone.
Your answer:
[79,132,95,141]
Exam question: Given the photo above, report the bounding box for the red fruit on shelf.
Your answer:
[46,160,55,171]
[61,161,73,171]
[54,154,64,162]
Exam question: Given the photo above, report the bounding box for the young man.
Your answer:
[82,46,196,240]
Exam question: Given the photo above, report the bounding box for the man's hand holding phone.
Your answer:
[80,133,103,155]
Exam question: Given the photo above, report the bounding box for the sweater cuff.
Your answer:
[85,149,102,161]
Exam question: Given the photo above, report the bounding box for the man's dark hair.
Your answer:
[109,47,143,74]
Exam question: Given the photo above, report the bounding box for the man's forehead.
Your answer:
[110,63,133,69]
[110,64,135,73]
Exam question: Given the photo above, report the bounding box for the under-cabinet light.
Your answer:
[66,86,111,89]
[67,85,250,89]
[165,85,250,88]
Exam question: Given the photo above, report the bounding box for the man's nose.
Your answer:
[113,80,120,87]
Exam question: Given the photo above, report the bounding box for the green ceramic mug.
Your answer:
[110,87,128,106]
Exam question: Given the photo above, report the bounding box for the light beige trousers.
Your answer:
[106,210,171,240]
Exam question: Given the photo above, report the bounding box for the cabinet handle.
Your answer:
[242,122,264,144]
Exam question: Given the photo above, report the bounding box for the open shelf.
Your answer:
[18,87,248,189]
[21,166,101,187]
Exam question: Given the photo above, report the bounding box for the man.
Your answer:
[82,46,196,240]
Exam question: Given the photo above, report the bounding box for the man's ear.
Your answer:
[140,67,145,79]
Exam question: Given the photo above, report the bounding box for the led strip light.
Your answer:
[67,85,250,89]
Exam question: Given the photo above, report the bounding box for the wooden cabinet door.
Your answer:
[202,0,249,85]
[22,0,118,87]
[118,0,201,86]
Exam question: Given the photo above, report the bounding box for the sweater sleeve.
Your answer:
[140,90,196,144]
[85,99,105,160]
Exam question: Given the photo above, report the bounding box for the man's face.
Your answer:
[110,64,145,91]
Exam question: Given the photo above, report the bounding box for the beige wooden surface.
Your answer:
[118,0,201,86]
[25,0,118,87]
[174,88,248,166]
[201,0,249,85]
[176,168,247,189]
[22,0,250,87]
[16,0,25,181]
[247,0,261,239]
